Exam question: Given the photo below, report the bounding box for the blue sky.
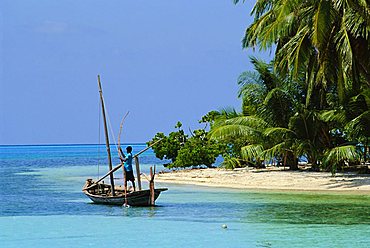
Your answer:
[0,0,271,145]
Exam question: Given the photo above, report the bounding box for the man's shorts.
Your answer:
[125,170,135,182]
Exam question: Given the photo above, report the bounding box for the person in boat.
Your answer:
[119,146,136,191]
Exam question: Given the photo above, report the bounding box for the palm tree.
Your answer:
[320,88,370,165]
[231,0,369,172]
[211,56,367,172]
[210,58,302,169]
[235,0,370,107]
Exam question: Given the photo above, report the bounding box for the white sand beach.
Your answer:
[156,167,370,194]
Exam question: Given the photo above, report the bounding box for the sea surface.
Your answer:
[1,144,369,248]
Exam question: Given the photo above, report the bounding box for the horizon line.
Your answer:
[0,142,148,147]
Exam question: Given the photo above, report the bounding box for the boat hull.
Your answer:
[84,189,167,206]
[82,180,167,206]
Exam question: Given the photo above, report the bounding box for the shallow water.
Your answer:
[1,145,369,247]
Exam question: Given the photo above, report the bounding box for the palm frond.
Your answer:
[264,127,296,139]
[238,73,266,98]
[345,110,370,139]
[312,0,335,51]
[214,116,269,130]
[221,156,242,169]
[217,107,240,119]
[262,141,288,161]
[319,109,346,125]
[241,144,264,161]
[263,88,294,127]
[209,124,261,142]
[323,145,360,174]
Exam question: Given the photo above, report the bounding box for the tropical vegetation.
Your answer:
[148,122,226,169]
[149,0,369,174]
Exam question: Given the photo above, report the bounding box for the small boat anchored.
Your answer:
[82,75,167,206]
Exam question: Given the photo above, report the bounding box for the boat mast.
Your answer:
[97,75,115,196]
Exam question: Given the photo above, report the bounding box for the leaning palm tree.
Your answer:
[210,58,302,169]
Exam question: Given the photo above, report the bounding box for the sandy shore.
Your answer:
[156,167,370,194]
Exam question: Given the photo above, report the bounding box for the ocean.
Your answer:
[1,144,369,247]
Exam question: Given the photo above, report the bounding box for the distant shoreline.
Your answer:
[156,167,370,195]
[0,142,147,147]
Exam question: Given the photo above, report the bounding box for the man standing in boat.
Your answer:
[119,146,136,191]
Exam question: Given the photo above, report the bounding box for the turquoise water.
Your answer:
[1,145,369,247]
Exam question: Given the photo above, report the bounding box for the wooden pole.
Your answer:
[97,75,115,196]
[123,165,128,206]
[133,138,163,157]
[117,112,130,159]
[149,166,155,206]
[135,156,142,191]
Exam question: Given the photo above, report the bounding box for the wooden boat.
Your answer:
[83,180,167,206]
[82,75,167,206]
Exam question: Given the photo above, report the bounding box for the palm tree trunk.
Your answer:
[285,151,298,170]
[365,138,368,163]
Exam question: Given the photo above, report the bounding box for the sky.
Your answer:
[0,0,271,145]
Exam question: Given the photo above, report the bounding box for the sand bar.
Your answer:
[156,167,370,194]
